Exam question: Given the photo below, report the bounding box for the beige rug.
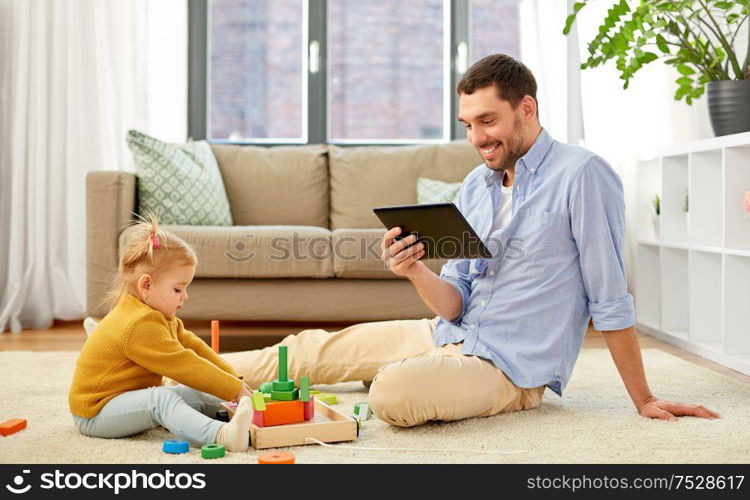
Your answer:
[1,348,748,464]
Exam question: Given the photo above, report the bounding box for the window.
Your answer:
[327,0,447,142]
[192,0,523,144]
[208,0,306,142]
[469,0,521,63]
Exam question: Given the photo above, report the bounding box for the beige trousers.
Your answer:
[221,317,545,427]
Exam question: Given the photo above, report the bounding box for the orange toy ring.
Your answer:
[257,452,295,464]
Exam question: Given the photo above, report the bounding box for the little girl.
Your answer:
[69,214,254,452]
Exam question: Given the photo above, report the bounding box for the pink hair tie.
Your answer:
[151,235,160,249]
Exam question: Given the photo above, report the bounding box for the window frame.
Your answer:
[189,0,474,146]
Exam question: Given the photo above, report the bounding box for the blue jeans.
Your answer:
[72,385,225,446]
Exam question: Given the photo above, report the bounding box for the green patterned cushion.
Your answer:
[126,130,233,226]
[416,177,462,205]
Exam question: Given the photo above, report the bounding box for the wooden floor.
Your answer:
[2,319,749,385]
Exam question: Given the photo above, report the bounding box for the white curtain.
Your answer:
[0,0,187,333]
[519,0,585,145]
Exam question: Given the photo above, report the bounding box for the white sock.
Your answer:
[215,396,253,452]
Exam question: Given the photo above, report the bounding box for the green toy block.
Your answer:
[316,393,337,405]
[263,393,273,402]
[271,388,299,401]
[300,377,310,402]
[354,402,372,420]
[201,444,225,459]
[252,391,266,411]
[309,389,320,395]
[349,415,361,434]
[258,382,274,393]
[272,379,295,391]
[278,345,288,381]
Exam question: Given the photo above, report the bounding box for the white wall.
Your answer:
[573,0,735,293]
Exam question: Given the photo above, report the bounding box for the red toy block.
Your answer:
[303,395,315,421]
[0,418,27,436]
[252,409,265,428]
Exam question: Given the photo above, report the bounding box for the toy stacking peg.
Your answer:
[272,346,295,393]
[279,345,288,380]
[211,320,220,353]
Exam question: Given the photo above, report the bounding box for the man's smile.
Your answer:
[479,142,501,160]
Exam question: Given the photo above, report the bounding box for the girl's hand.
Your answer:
[233,382,254,402]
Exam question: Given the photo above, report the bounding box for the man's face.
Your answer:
[458,85,528,172]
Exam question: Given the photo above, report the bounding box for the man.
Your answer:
[224,54,718,427]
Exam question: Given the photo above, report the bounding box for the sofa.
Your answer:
[86,140,482,322]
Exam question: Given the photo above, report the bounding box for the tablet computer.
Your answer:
[373,203,492,260]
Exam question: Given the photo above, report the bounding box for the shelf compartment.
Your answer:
[636,159,662,242]
[688,250,722,345]
[723,254,750,356]
[661,155,689,243]
[635,243,660,329]
[689,150,722,247]
[660,247,689,334]
[724,146,750,251]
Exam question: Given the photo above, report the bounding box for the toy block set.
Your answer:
[247,346,316,428]
[221,345,357,450]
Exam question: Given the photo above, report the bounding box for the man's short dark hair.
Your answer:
[456,54,538,114]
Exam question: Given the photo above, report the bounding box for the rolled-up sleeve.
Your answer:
[569,157,635,331]
[439,258,472,323]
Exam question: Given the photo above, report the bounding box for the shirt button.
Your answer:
[470,324,476,330]
[488,270,495,276]
[480,300,487,307]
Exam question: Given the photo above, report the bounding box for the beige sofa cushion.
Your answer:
[332,229,446,279]
[211,144,329,228]
[329,140,482,230]
[119,225,334,279]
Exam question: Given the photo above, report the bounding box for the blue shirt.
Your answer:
[434,128,635,395]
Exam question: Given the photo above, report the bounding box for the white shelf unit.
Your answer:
[636,131,750,376]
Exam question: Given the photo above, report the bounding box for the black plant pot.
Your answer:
[707,80,750,137]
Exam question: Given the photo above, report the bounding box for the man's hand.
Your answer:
[381,227,426,279]
[380,226,462,320]
[638,396,720,421]
[602,326,722,421]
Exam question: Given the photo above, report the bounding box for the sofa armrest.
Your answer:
[86,171,137,316]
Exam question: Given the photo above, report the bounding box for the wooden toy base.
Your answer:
[221,399,357,450]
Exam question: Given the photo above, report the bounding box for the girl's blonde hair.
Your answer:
[105,211,197,308]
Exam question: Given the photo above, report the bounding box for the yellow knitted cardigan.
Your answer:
[69,293,242,418]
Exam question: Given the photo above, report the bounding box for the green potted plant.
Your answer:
[564,0,750,136]
[683,188,689,213]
